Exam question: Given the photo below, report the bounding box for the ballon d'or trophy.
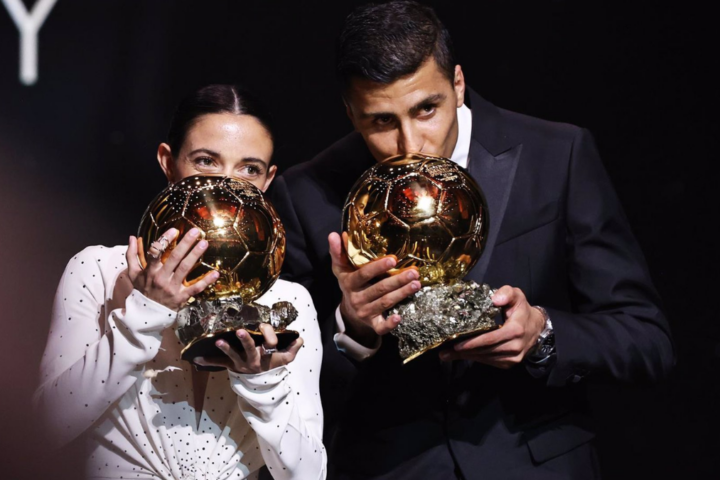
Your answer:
[343,153,500,363]
[138,175,299,371]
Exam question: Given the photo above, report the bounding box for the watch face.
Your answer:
[538,333,556,357]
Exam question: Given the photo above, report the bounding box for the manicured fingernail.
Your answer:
[189,228,199,237]
[198,240,208,250]
[216,340,225,348]
[386,258,397,268]
[237,330,246,338]
[393,316,402,324]
[411,281,421,291]
[168,228,178,238]
[210,271,220,280]
[493,294,506,303]
[407,269,419,280]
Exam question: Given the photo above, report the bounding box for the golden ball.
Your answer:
[342,153,487,285]
[138,175,285,302]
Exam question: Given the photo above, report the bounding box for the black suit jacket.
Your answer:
[268,90,673,479]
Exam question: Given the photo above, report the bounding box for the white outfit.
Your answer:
[34,245,326,480]
[334,103,473,360]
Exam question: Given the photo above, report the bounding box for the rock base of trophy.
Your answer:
[176,296,299,371]
[389,280,500,364]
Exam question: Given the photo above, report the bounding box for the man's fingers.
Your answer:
[328,232,352,271]
[453,325,517,351]
[492,285,524,307]
[346,256,398,290]
[362,268,419,304]
[372,314,402,336]
[361,279,421,320]
[440,349,520,367]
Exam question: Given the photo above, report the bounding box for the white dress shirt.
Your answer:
[334,103,473,360]
[35,245,326,480]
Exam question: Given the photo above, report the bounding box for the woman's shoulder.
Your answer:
[63,244,128,276]
[259,279,312,307]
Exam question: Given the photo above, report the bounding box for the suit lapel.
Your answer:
[465,141,522,284]
[463,90,522,284]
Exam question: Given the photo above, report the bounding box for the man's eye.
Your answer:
[419,105,436,115]
[375,115,393,126]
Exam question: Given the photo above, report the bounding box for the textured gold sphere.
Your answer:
[342,153,487,285]
[138,175,285,302]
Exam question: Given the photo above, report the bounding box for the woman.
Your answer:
[34,85,326,480]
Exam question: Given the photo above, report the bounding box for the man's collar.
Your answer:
[450,104,472,168]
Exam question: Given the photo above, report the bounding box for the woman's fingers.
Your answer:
[126,236,141,282]
[183,270,220,298]
[258,323,279,351]
[172,239,209,285]
[272,337,304,368]
[236,329,260,363]
[161,228,197,274]
[215,339,244,366]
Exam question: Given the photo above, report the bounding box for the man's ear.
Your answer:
[344,99,358,131]
[453,65,466,108]
[157,143,175,183]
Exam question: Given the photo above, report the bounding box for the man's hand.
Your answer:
[329,232,421,348]
[439,285,546,368]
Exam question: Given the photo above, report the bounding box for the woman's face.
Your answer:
[158,112,276,191]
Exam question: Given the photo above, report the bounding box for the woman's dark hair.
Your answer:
[167,84,273,155]
[336,1,456,92]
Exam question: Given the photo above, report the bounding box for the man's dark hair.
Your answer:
[336,1,456,92]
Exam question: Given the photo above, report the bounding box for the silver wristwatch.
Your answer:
[528,306,555,360]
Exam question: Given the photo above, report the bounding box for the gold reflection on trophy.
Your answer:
[138,175,285,303]
[343,153,487,286]
[138,175,296,370]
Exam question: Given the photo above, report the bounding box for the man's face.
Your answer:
[345,57,466,162]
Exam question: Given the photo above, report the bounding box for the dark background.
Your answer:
[0,1,716,478]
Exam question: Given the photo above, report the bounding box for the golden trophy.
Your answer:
[138,175,299,371]
[343,153,500,363]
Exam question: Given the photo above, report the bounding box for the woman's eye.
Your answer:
[239,165,263,177]
[193,156,215,167]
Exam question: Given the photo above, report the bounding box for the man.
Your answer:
[269,2,673,479]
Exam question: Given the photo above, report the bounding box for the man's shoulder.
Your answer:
[281,132,371,189]
[496,106,583,145]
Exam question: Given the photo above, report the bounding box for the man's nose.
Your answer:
[397,124,423,155]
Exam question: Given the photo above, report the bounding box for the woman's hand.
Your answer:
[126,228,220,311]
[194,323,304,374]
